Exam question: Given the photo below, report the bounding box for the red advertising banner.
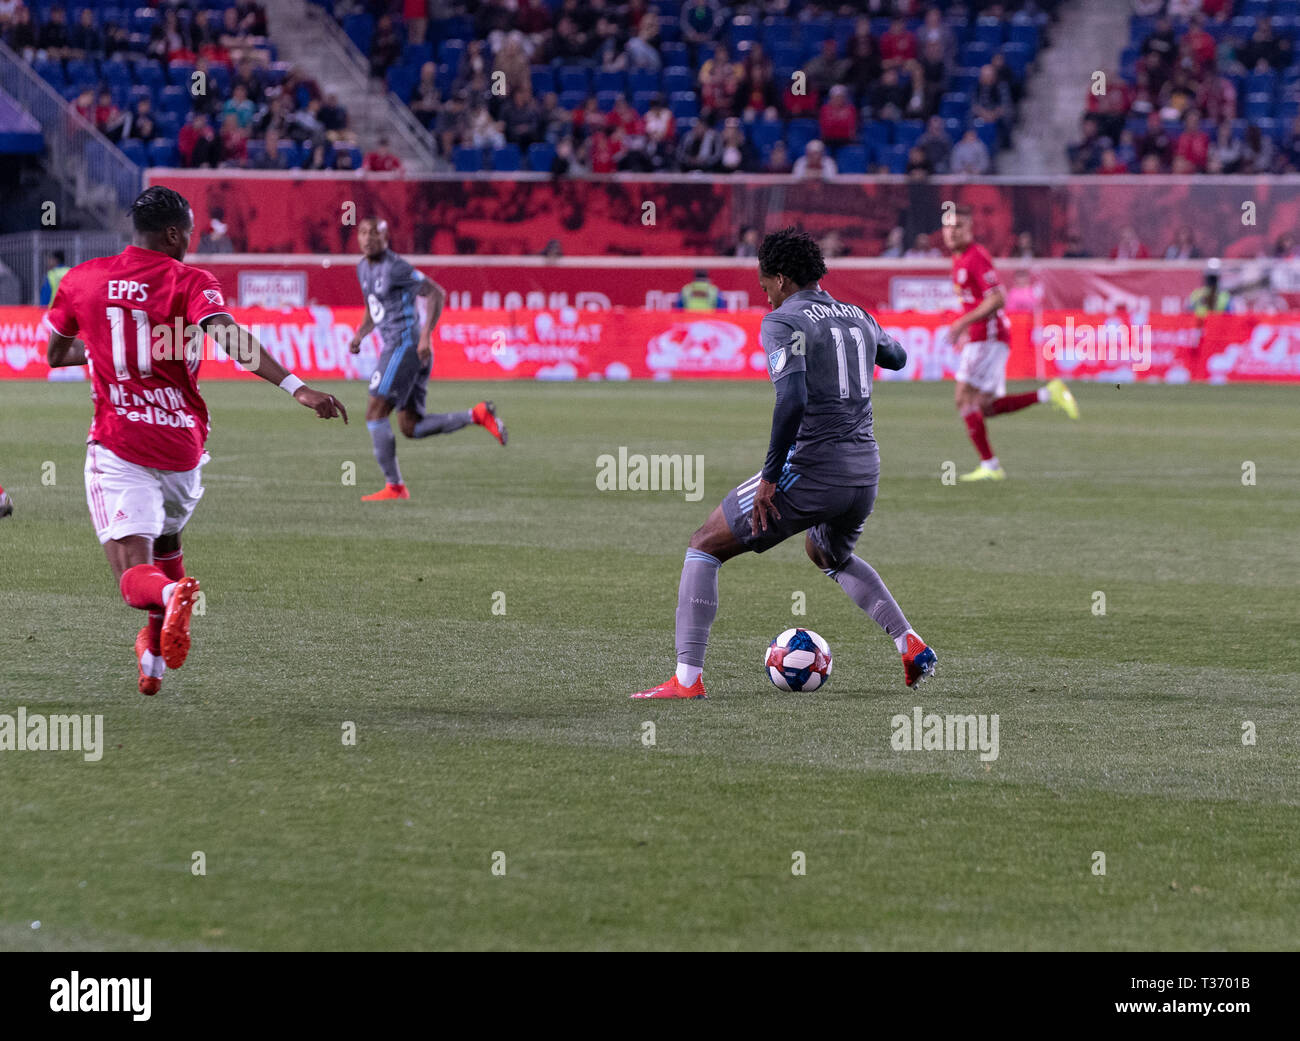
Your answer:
[4,307,1299,383]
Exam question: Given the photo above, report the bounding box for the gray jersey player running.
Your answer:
[348,217,506,500]
[631,228,937,699]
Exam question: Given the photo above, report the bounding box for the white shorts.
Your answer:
[84,442,208,545]
[955,339,1010,396]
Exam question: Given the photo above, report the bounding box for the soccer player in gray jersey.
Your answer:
[348,217,507,501]
[632,228,937,699]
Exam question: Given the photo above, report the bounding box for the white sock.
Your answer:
[1037,385,1050,403]
[894,628,921,655]
[140,649,165,677]
[160,581,177,604]
[981,456,999,470]
[676,663,702,687]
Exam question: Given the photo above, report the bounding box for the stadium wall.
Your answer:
[145,170,1300,260]
[5,307,1299,383]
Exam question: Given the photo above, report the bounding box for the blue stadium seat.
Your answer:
[127,84,152,107]
[632,90,657,113]
[438,39,465,66]
[102,62,132,88]
[800,18,832,50]
[157,112,181,138]
[558,90,586,112]
[119,138,148,166]
[1001,41,1032,79]
[342,13,374,55]
[787,118,819,155]
[595,70,625,96]
[403,43,433,67]
[960,42,992,68]
[65,59,97,84]
[973,20,1004,47]
[939,93,970,121]
[531,66,555,97]
[862,121,891,152]
[527,141,555,172]
[595,90,618,112]
[33,59,64,86]
[147,139,178,166]
[894,120,924,150]
[134,61,165,90]
[130,7,158,32]
[158,86,189,118]
[973,119,998,156]
[880,143,908,174]
[168,62,196,88]
[662,67,692,94]
[660,42,687,66]
[728,15,758,50]
[493,143,522,171]
[387,65,417,101]
[1008,21,1039,51]
[629,68,660,95]
[669,91,698,119]
[453,146,482,172]
[559,66,590,94]
[837,144,868,174]
[760,16,793,47]
[749,120,782,152]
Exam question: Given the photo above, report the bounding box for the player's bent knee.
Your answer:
[396,415,418,438]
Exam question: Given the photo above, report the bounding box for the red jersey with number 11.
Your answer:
[44,245,232,472]
[952,242,1011,344]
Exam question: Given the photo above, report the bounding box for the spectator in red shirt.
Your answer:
[1181,15,1216,75]
[1111,226,1149,260]
[586,127,623,173]
[219,113,248,164]
[782,79,819,118]
[879,16,917,70]
[364,136,403,171]
[1175,110,1210,171]
[819,84,858,147]
[1098,147,1128,174]
[607,94,645,138]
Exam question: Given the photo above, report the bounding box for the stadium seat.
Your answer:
[749,120,783,152]
[342,12,374,55]
[973,119,999,156]
[526,141,555,172]
[134,61,165,91]
[158,86,189,118]
[33,60,63,86]
[787,118,819,156]
[629,69,660,96]
[453,146,482,172]
[1008,21,1039,51]
[531,66,555,98]
[862,121,891,153]
[168,62,196,88]
[593,90,617,113]
[65,59,97,84]
[837,144,868,174]
[147,139,178,166]
[662,67,692,95]
[669,91,698,119]
[632,90,657,114]
[894,120,924,150]
[119,138,147,166]
[660,42,687,67]
[728,15,758,50]
[973,20,1004,47]
[558,66,590,95]
[880,143,908,174]
[595,70,626,96]
[492,144,522,171]
[102,62,131,89]
[403,43,433,67]
[939,93,970,122]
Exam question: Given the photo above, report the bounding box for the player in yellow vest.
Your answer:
[40,251,72,306]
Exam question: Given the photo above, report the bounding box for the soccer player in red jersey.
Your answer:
[44,186,348,695]
[942,204,1078,481]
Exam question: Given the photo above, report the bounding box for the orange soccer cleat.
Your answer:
[135,627,163,696]
[160,576,201,670]
[902,633,938,688]
[361,482,410,501]
[630,676,708,700]
[472,401,508,446]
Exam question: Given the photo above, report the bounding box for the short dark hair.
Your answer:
[50,250,66,265]
[757,226,827,286]
[130,185,191,234]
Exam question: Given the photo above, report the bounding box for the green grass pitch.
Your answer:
[1,378,1297,951]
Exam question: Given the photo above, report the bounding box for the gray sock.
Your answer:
[675,548,722,667]
[367,418,402,485]
[411,410,472,437]
[824,555,910,639]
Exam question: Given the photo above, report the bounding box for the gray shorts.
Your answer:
[723,470,877,566]
[369,345,431,413]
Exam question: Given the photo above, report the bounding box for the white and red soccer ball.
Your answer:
[765,628,832,692]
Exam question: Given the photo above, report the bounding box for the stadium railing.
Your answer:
[0,40,142,230]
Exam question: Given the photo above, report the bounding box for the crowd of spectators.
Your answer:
[354,1,1039,176]
[1069,2,1300,175]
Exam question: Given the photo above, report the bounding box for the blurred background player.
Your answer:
[941,204,1078,482]
[39,250,72,306]
[0,482,12,518]
[632,228,936,700]
[348,217,507,501]
[44,186,348,695]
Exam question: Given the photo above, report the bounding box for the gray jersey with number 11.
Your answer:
[760,287,905,485]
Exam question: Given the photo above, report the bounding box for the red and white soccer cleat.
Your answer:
[160,576,201,671]
[361,482,410,501]
[135,626,163,696]
[472,401,508,446]
[902,633,938,688]
[630,676,708,700]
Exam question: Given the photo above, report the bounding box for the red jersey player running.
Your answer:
[44,186,348,695]
[942,205,1078,481]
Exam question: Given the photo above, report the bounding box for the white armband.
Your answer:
[279,373,305,395]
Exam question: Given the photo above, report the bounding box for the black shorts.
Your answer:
[722,470,876,566]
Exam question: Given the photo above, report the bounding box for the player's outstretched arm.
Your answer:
[45,330,87,368]
[876,334,908,371]
[201,314,348,423]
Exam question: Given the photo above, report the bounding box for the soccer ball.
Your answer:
[765,628,832,692]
